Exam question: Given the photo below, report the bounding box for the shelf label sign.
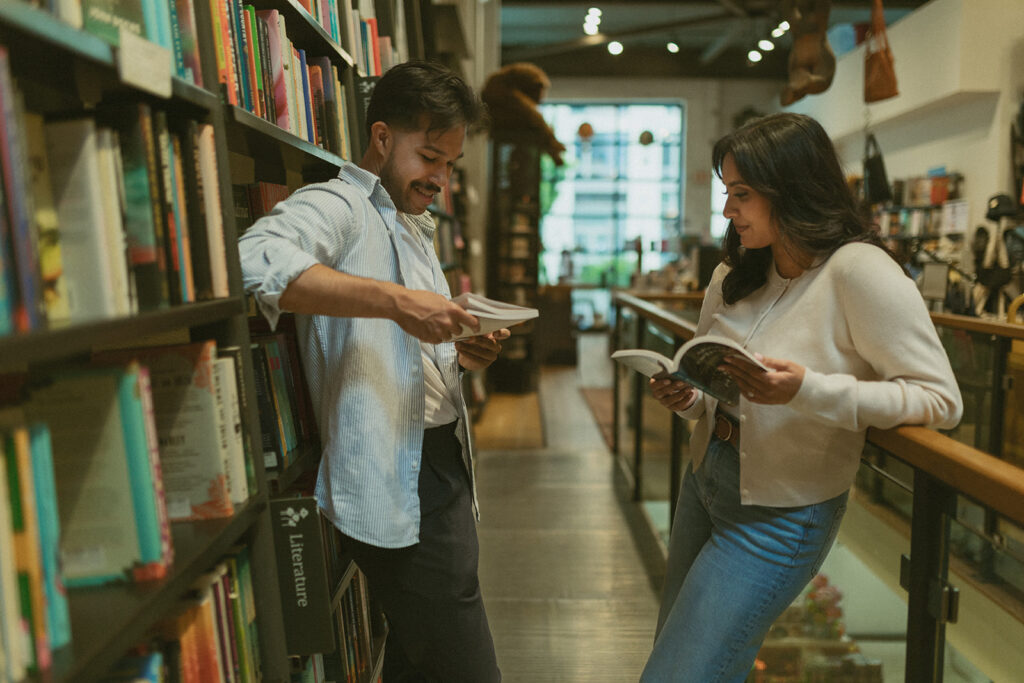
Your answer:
[117,28,171,99]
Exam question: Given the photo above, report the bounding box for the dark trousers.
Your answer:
[341,422,501,683]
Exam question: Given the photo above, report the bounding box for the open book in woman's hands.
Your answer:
[611,335,769,406]
[448,293,539,341]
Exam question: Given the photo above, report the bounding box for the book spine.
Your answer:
[196,124,229,298]
[297,49,314,144]
[178,120,213,300]
[0,48,43,332]
[171,134,196,303]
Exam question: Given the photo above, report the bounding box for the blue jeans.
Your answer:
[641,436,848,682]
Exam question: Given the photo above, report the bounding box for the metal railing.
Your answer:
[612,291,1024,682]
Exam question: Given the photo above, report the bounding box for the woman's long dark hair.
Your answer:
[712,113,896,304]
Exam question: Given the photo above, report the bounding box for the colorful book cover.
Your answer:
[289,45,304,139]
[94,341,234,521]
[21,112,70,325]
[0,49,44,333]
[101,102,168,311]
[196,124,229,298]
[175,0,204,87]
[26,424,71,651]
[43,117,122,322]
[152,111,182,306]
[25,368,145,586]
[249,342,284,469]
[213,357,248,506]
[192,585,225,683]
[2,425,50,672]
[253,7,276,123]
[177,120,213,300]
[171,134,195,303]
[0,446,29,681]
[228,0,253,113]
[224,553,254,683]
[240,6,261,117]
[217,347,256,494]
[134,365,174,580]
[82,0,146,46]
[259,337,297,455]
[297,49,314,144]
[244,6,266,120]
[314,57,339,155]
[364,16,381,76]
[141,0,174,50]
[307,64,325,149]
[167,0,185,78]
[95,127,134,317]
[208,0,236,106]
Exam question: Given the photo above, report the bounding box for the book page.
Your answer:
[675,338,767,406]
[449,293,539,341]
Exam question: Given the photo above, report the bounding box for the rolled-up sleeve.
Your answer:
[238,180,356,329]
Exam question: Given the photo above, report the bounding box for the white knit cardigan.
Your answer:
[678,242,963,507]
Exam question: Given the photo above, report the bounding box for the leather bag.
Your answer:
[863,133,892,204]
[864,0,898,103]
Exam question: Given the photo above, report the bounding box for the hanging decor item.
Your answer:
[862,133,892,204]
[864,0,899,103]
[638,130,654,146]
[779,0,836,106]
[577,122,594,140]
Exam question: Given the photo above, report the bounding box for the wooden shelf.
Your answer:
[0,3,112,65]
[0,299,244,370]
[268,440,321,495]
[227,105,346,172]
[53,497,266,683]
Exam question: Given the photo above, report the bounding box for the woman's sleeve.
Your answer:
[789,249,963,431]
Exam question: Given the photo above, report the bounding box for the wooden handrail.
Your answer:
[621,289,1024,340]
[868,426,1024,527]
[614,292,1024,527]
[613,292,697,341]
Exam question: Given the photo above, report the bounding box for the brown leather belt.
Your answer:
[713,410,740,448]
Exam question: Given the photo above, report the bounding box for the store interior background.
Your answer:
[444,0,1024,681]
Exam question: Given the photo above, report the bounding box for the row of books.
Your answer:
[251,327,319,472]
[42,0,204,87]
[208,1,354,160]
[100,547,263,683]
[0,50,229,336]
[233,180,293,236]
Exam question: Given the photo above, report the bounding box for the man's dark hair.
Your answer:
[365,61,485,138]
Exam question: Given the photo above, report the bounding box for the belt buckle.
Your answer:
[716,414,733,443]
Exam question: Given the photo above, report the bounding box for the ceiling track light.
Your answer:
[747,49,763,63]
[608,41,623,55]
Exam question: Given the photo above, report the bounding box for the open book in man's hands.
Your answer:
[611,334,769,406]
[448,293,539,341]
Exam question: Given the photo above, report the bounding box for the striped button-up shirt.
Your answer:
[238,162,475,548]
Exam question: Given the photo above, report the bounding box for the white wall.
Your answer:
[546,77,780,244]
[780,0,1024,272]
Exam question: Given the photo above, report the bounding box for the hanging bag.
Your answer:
[864,0,898,103]
[863,133,892,204]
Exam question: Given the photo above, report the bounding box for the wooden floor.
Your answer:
[474,361,662,682]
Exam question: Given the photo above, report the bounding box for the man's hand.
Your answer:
[650,377,698,412]
[394,288,480,344]
[456,329,511,371]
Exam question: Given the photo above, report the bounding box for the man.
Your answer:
[239,61,503,682]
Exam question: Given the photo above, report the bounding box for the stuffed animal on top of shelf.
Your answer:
[779,0,836,106]
[481,62,566,166]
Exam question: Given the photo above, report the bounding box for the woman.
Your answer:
[640,113,962,682]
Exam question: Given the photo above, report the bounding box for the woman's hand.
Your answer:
[650,377,698,412]
[456,329,512,371]
[723,353,805,404]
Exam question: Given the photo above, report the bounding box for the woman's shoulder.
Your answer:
[826,242,899,273]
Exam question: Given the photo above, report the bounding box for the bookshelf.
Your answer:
[486,131,544,393]
[0,0,465,681]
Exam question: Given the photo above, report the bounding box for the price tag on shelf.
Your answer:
[117,28,171,99]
